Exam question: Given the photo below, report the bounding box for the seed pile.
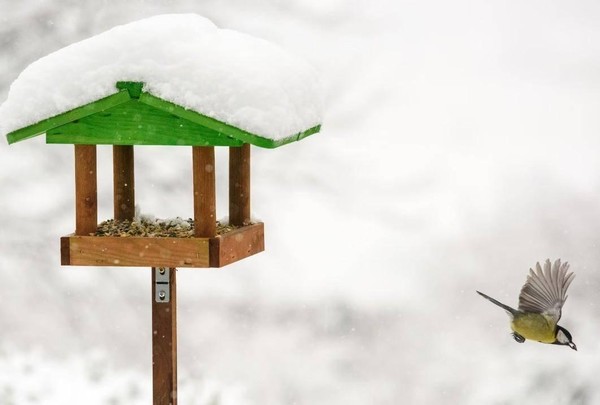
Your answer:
[95,217,238,237]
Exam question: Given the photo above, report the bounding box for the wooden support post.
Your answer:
[113,145,135,221]
[152,267,177,405]
[74,144,97,235]
[192,146,216,237]
[229,143,251,226]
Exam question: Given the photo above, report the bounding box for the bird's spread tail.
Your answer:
[476,290,518,316]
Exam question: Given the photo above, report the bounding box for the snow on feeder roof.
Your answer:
[0,13,323,147]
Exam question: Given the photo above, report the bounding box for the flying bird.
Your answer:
[477,259,576,350]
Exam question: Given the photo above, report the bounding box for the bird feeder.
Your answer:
[1,14,322,404]
[7,80,318,268]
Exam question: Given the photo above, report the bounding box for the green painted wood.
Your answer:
[139,92,321,148]
[6,90,131,144]
[7,81,321,148]
[116,81,144,99]
[46,99,243,146]
[298,125,321,141]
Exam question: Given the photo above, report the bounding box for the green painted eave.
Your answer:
[6,90,131,145]
[5,81,321,148]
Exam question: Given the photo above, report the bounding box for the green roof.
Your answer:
[6,82,320,148]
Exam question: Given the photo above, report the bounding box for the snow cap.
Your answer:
[0,14,323,141]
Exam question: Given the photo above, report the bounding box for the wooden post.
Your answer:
[113,145,135,221]
[152,267,177,405]
[74,144,97,235]
[229,143,251,226]
[192,146,216,237]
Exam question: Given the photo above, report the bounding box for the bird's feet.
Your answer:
[512,332,525,343]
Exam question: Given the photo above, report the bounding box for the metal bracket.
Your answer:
[154,268,170,303]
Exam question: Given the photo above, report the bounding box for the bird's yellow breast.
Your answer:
[511,313,556,343]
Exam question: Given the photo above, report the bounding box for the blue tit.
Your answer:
[477,259,576,350]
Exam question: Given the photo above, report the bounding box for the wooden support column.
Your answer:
[74,144,97,235]
[192,146,216,237]
[113,145,135,221]
[229,143,251,226]
[152,267,177,405]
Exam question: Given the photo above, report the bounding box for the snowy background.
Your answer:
[1,1,600,404]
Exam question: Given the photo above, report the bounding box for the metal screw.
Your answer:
[159,290,166,301]
[159,268,166,275]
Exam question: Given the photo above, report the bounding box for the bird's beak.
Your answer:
[568,342,577,351]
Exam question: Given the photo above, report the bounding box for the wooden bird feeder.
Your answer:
[5,79,320,403]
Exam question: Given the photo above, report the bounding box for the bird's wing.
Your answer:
[518,259,575,324]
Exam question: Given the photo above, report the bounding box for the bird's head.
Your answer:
[555,325,577,351]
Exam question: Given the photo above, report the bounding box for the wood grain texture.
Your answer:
[74,145,97,235]
[140,92,321,149]
[7,90,130,144]
[210,223,264,267]
[60,236,71,265]
[61,223,263,268]
[152,267,177,405]
[113,145,135,221]
[62,236,210,267]
[46,100,241,147]
[193,146,216,238]
[229,144,251,226]
[9,81,322,148]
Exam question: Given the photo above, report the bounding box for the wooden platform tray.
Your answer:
[61,223,264,268]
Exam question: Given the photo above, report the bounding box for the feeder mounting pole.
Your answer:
[152,267,177,404]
